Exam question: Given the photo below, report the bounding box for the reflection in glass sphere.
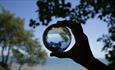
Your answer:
[43,24,71,52]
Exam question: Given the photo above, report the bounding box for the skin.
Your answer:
[49,20,112,70]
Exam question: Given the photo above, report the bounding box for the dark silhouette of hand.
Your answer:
[50,20,112,70]
[50,20,94,64]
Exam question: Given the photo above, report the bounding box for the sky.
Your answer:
[0,0,108,58]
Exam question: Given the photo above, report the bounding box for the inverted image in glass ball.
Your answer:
[43,24,71,52]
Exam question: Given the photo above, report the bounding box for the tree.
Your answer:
[30,0,114,26]
[97,25,115,69]
[0,9,47,70]
[29,0,115,69]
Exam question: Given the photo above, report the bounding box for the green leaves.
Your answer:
[0,9,47,69]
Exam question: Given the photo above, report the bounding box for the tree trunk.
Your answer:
[18,65,23,70]
[1,45,5,63]
[0,45,12,70]
[5,47,11,64]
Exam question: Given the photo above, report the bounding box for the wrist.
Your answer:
[76,57,112,70]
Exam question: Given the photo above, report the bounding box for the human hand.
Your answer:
[50,20,94,64]
[49,20,113,70]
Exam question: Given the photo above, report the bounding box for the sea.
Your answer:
[34,58,109,70]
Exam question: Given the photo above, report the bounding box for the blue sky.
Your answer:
[0,0,108,58]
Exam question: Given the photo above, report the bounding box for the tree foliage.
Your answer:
[30,0,115,27]
[97,24,115,69]
[0,9,47,70]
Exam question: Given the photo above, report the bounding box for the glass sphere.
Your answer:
[43,24,71,52]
